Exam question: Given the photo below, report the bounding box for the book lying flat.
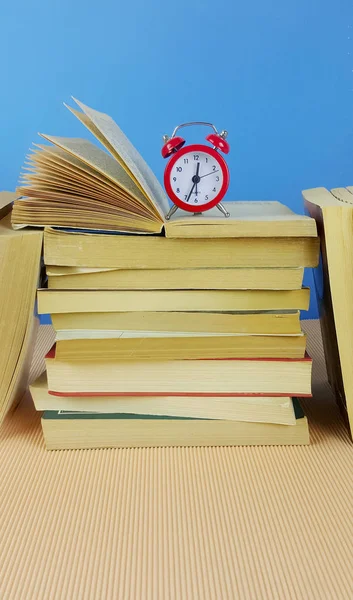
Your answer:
[45,346,313,397]
[0,196,43,424]
[47,266,305,291]
[43,227,320,269]
[37,288,310,315]
[51,310,302,336]
[41,399,309,450]
[12,98,318,238]
[54,331,306,361]
[31,372,297,425]
[303,186,353,436]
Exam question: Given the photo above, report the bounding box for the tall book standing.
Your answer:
[303,186,353,438]
[0,192,43,424]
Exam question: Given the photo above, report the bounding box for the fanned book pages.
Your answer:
[12,98,317,237]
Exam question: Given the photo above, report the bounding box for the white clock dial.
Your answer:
[169,151,224,207]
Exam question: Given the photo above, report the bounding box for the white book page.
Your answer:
[70,98,170,219]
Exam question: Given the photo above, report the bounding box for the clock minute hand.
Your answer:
[200,169,219,178]
[185,182,196,203]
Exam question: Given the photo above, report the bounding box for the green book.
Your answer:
[41,399,309,450]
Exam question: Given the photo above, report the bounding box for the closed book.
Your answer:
[41,399,309,450]
[37,288,310,315]
[54,330,307,360]
[30,372,297,425]
[45,346,313,397]
[43,227,319,269]
[47,266,304,291]
[51,310,302,335]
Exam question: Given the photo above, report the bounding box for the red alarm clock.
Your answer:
[161,122,230,220]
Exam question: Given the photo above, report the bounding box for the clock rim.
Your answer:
[164,143,229,213]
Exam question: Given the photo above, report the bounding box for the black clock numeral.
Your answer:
[205,195,208,201]
[212,165,217,171]
[176,188,180,193]
[184,158,188,164]
[216,176,219,181]
[205,157,208,163]
[194,198,198,203]
[193,154,199,160]
[184,195,188,200]
[176,167,182,172]
[212,187,216,192]
[173,177,176,182]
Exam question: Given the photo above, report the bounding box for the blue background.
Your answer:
[2,0,352,319]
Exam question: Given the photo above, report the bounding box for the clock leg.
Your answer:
[165,204,179,220]
[216,202,230,218]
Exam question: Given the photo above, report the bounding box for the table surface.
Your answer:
[1,320,353,600]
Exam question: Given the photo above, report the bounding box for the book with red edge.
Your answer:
[45,345,312,398]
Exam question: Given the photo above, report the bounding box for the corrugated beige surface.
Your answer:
[1,320,353,600]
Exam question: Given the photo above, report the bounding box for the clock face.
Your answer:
[164,144,229,212]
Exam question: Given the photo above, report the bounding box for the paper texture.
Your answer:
[70,98,170,218]
[169,200,316,223]
[38,136,151,209]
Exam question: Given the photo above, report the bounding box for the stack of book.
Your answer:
[12,99,320,449]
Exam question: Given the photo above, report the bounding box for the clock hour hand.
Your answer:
[186,162,201,203]
[190,162,200,199]
[195,161,200,196]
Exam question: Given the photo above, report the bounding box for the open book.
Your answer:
[13,98,316,238]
